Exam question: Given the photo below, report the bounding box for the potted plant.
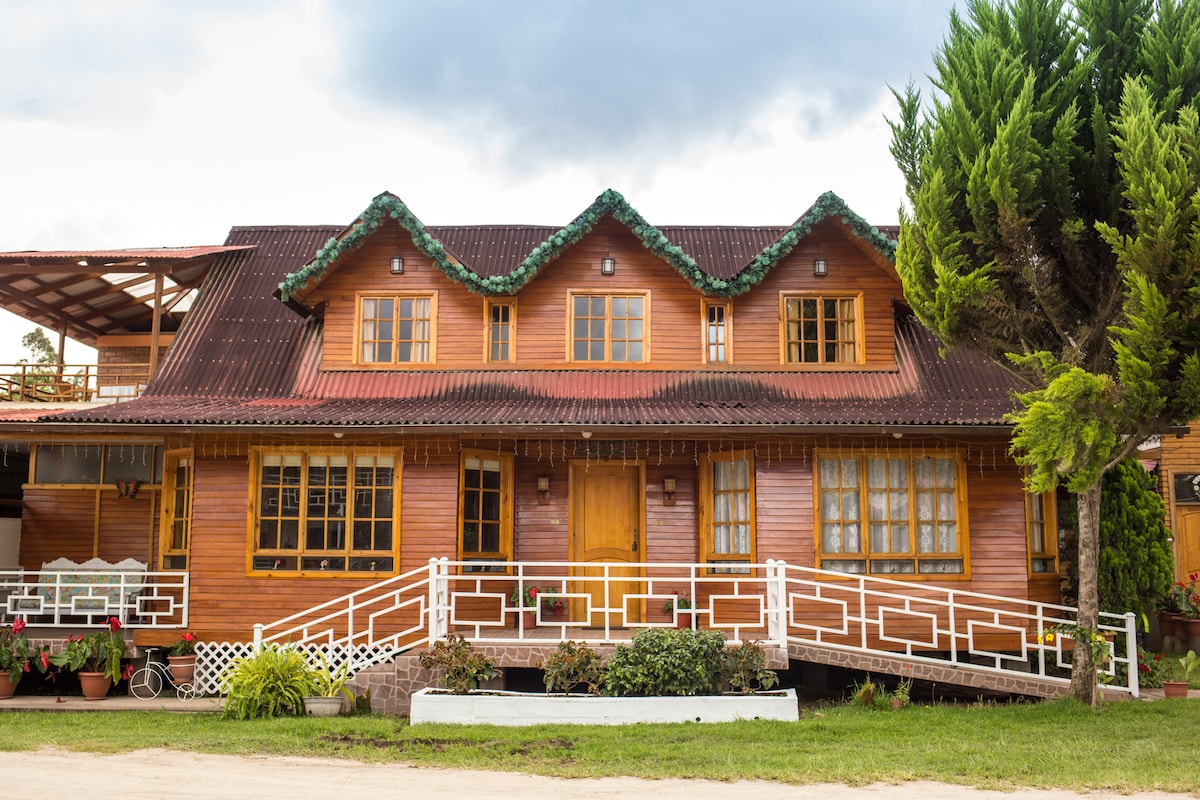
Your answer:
[0,619,49,699]
[663,591,693,629]
[417,635,499,694]
[509,584,542,628]
[1136,646,1169,692]
[220,644,315,719]
[167,631,198,684]
[1162,649,1198,699]
[303,652,354,717]
[49,616,128,700]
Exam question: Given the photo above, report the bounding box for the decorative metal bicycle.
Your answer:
[129,647,197,701]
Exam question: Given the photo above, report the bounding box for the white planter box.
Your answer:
[409,687,799,725]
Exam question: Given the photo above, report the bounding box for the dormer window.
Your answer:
[357,292,437,365]
[781,293,861,365]
[569,291,649,362]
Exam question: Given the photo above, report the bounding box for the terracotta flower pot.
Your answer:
[675,611,694,630]
[168,655,197,684]
[1161,680,1191,699]
[0,670,17,700]
[78,671,112,701]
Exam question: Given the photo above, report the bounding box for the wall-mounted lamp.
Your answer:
[581,431,592,439]
[662,477,677,506]
[537,475,551,505]
[600,257,616,275]
[390,257,405,274]
[813,258,828,277]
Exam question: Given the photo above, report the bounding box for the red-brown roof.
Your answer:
[38,223,1022,431]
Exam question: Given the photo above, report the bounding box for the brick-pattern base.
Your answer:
[787,642,1073,699]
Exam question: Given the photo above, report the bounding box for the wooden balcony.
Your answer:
[0,363,151,403]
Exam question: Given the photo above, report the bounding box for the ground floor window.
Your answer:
[458,449,513,572]
[700,451,755,572]
[160,449,193,570]
[250,448,399,574]
[817,451,968,576]
[1027,490,1058,574]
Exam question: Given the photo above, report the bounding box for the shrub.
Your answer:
[720,640,779,694]
[542,640,604,695]
[418,635,499,694]
[220,644,315,720]
[602,628,726,696]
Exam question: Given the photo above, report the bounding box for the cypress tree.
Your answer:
[891,0,1200,703]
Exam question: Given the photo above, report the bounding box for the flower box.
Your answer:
[409,687,799,725]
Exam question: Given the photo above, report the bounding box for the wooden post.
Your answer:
[149,273,164,378]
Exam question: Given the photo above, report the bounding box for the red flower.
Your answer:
[121,663,134,680]
[529,587,538,598]
[1190,572,1199,582]
[12,619,25,634]
[181,632,195,643]
[22,659,30,673]
[108,616,122,631]
[40,651,50,670]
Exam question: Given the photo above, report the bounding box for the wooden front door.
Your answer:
[569,461,643,626]
[1176,506,1200,581]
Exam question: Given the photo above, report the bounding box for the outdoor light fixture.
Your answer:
[662,477,677,506]
[390,257,405,274]
[813,258,828,276]
[537,475,551,504]
[600,257,616,275]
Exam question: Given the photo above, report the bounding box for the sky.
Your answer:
[0,0,955,364]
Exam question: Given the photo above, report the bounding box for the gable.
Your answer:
[277,189,897,308]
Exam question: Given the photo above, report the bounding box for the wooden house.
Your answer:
[0,190,1140,706]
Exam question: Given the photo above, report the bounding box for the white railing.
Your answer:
[0,568,189,628]
[773,562,1139,697]
[252,558,1139,696]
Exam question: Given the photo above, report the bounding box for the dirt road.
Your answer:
[0,749,1193,800]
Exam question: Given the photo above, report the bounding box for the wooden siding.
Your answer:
[19,486,159,568]
[310,217,902,372]
[17,433,1053,642]
[1154,432,1200,581]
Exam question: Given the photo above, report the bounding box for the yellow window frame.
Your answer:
[1026,489,1059,576]
[457,448,514,572]
[567,289,651,363]
[702,299,732,364]
[247,446,402,576]
[779,292,864,366]
[485,298,517,363]
[815,449,971,578]
[159,448,194,571]
[354,291,438,366]
[699,450,756,572]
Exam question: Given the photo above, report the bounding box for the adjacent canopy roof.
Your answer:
[0,246,252,345]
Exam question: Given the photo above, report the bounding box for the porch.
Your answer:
[0,562,188,629]
[238,558,1139,706]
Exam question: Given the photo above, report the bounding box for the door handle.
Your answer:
[632,529,639,552]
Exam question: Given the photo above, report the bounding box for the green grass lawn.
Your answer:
[0,699,1192,793]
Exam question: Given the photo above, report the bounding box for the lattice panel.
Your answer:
[188,641,373,698]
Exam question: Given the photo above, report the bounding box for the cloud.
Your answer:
[332,0,949,167]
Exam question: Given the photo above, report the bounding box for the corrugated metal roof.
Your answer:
[145,227,339,399]
[39,225,1022,431]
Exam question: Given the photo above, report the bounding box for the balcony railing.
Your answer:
[255,558,1140,697]
[0,363,151,403]
[0,568,189,628]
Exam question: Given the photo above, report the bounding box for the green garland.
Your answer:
[278,189,896,302]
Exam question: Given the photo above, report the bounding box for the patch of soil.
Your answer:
[318,733,574,755]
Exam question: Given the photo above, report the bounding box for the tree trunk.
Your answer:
[1071,481,1102,707]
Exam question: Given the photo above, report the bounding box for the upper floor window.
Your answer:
[703,300,731,364]
[486,300,515,363]
[1027,490,1058,575]
[570,292,648,362]
[782,294,860,365]
[358,293,436,365]
[817,452,967,576]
